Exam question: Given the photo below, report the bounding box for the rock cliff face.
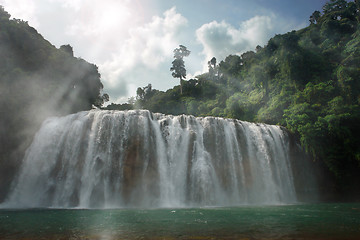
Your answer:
[3,110,317,208]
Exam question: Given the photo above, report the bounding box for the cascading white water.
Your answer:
[4,110,300,208]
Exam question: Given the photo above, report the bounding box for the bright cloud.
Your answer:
[196,14,290,71]
[99,7,188,103]
[0,0,306,104]
[63,0,132,36]
[0,0,39,27]
[0,0,189,103]
[56,0,141,63]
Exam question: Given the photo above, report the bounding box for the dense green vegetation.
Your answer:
[0,6,107,200]
[108,0,360,198]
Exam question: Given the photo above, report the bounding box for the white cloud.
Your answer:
[196,14,290,71]
[0,0,39,27]
[64,1,131,36]
[53,0,140,63]
[0,0,302,104]
[0,0,190,103]
[99,7,188,103]
[49,0,83,11]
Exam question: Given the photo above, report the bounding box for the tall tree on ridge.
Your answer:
[170,45,190,94]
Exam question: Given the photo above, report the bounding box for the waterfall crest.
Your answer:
[4,110,305,208]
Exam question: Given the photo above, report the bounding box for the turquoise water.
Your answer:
[0,203,360,239]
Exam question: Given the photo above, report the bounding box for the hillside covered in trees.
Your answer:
[0,6,108,200]
[107,0,360,199]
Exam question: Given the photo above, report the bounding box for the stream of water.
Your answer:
[1,203,359,239]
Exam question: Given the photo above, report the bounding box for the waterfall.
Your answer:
[3,110,307,208]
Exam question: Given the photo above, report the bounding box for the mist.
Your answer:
[0,9,106,201]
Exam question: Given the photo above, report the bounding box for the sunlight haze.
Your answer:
[0,0,328,103]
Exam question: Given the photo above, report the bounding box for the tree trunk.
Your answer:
[180,77,183,95]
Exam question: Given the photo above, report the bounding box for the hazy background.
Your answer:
[0,0,328,103]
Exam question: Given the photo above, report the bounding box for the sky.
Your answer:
[0,0,328,103]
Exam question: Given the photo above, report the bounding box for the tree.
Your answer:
[136,84,153,102]
[355,0,360,21]
[310,10,321,24]
[208,57,218,80]
[323,0,348,14]
[255,45,263,52]
[170,45,190,94]
[136,87,145,100]
[144,83,152,96]
[323,0,348,20]
[219,55,242,76]
[241,51,256,65]
[94,93,109,107]
[356,0,360,9]
[208,57,217,70]
[0,6,10,20]
[60,44,74,57]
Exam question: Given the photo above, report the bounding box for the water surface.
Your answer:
[0,203,359,239]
